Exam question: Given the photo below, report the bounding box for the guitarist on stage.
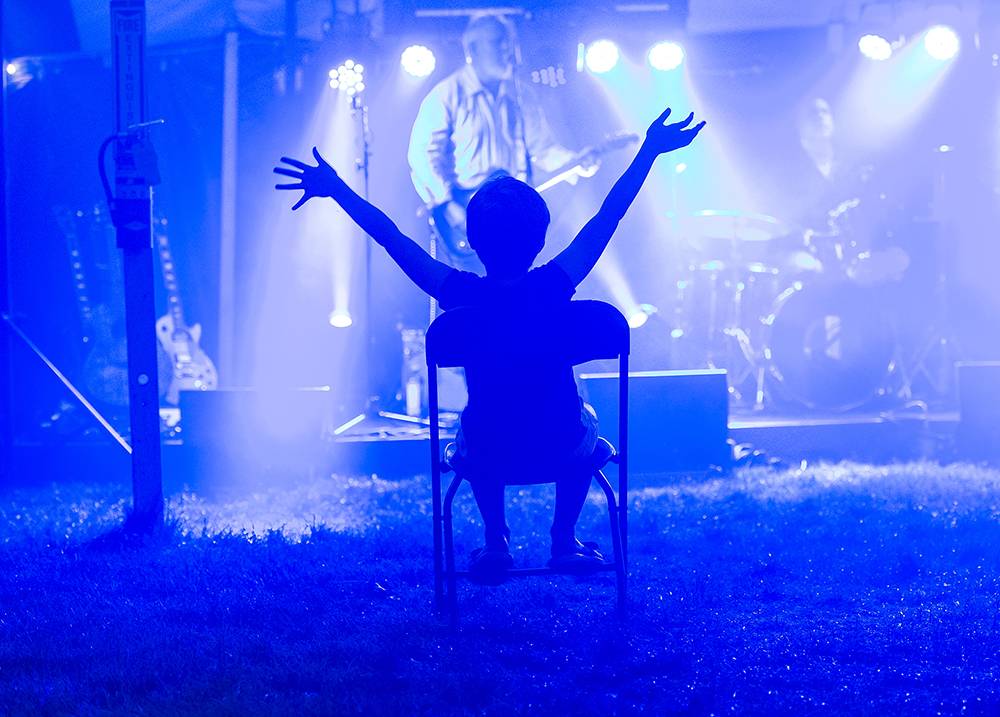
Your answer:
[407,13,587,271]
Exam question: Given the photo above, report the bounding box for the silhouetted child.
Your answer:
[275,106,705,580]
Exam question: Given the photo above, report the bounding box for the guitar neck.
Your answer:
[57,209,95,339]
[154,220,187,329]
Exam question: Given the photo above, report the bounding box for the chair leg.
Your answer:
[594,469,627,615]
[443,474,463,620]
[433,489,444,613]
[434,523,444,613]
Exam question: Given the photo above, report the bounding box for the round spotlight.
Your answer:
[329,59,365,95]
[401,44,436,78]
[5,62,18,76]
[924,25,960,61]
[858,34,893,61]
[627,312,649,329]
[627,303,657,329]
[328,311,353,328]
[585,40,620,74]
[647,41,685,71]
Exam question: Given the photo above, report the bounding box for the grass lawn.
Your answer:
[2,462,1000,715]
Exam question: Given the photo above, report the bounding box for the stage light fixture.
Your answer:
[328,311,353,328]
[628,312,649,329]
[647,41,685,71]
[924,25,959,60]
[858,34,893,61]
[585,40,620,74]
[627,303,657,329]
[400,45,436,78]
[4,59,34,89]
[329,59,365,96]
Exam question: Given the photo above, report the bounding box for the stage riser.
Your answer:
[3,414,954,492]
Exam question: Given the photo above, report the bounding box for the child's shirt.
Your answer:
[437,262,588,462]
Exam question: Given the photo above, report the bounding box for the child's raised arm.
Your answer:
[553,108,705,287]
[275,147,452,298]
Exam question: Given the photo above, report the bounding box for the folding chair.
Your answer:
[426,300,629,619]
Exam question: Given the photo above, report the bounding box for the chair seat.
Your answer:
[443,436,617,485]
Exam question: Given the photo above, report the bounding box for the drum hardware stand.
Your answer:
[687,263,739,377]
[717,325,757,406]
[718,276,772,412]
[744,325,777,413]
[895,280,961,403]
[896,147,962,405]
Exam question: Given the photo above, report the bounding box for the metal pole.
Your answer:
[353,95,375,409]
[110,0,163,531]
[0,0,11,482]
[218,30,239,384]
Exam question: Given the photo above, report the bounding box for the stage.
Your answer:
[4,407,965,494]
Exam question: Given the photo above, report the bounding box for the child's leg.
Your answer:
[469,476,510,550]
[457,427,510,552]
[550,468,591,553]
[551,401,600,553]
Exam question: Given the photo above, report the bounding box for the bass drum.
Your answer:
[766,281,895,411]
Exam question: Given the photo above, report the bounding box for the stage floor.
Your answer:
[5,408,964,490]
[321,407,961,477]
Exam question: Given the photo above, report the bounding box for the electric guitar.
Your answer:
[429,132,639,260]
[59,207,129,407]
[58,206,173,408]
[153,218,218,405]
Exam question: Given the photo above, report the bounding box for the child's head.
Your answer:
[466,175,549,277]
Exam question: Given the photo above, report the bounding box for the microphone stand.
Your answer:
[332,94,430,437]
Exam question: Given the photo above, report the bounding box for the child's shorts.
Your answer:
[453,400,599,482]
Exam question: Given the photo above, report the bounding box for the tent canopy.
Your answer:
[53,0,852,56]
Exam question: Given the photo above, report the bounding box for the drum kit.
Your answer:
[662,206,919,413]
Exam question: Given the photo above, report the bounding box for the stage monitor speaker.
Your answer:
[579,369,729,473]
[956,362,1000,462]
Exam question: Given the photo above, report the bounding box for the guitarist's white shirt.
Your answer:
[408,64,574,208]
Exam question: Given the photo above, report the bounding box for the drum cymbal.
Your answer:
[666,209,797,243]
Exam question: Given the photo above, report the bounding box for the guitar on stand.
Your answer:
[58,207,129,409]
[59,206,176,410]
[152,217,217,405]
[429,132,639,266]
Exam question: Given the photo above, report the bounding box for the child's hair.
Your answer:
[466,175,550,275]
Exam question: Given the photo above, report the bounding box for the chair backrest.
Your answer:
[425,299,630,371]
